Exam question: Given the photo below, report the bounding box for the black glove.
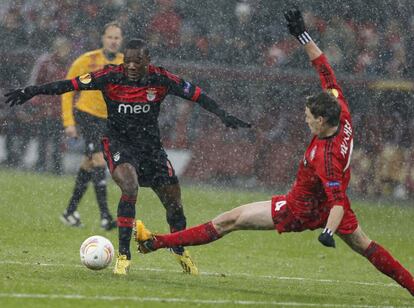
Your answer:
[4,86,36,107]
[284,8,312,45]
[220,114,251,129]
[318,228,336,248]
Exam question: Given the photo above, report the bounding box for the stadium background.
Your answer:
[1,0,414,199]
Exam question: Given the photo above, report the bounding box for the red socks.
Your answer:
[364,241,414,295]
[153,221,221,250]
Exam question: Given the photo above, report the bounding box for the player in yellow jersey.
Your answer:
[60,22,123,230]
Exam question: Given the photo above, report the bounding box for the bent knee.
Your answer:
[213,209,242,234]
[341,226,372,255]
[120,179,138,196]
[113,170,138,196]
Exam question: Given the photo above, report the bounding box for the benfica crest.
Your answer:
[146,88,157,101]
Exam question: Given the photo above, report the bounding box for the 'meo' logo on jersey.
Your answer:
[118,104,151,114]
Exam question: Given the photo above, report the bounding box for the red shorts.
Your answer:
[271,195,358,234]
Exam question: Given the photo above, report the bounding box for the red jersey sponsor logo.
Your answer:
[118,104,151,114]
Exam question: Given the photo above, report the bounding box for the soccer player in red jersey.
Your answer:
[133,9,414,296]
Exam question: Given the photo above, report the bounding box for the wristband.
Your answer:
[322,227,334,236]
[297,31,312,45]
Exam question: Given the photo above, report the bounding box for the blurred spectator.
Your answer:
[382,19,407,77]
[353,23,380,75]
[0,7,28,53]
[320,15,356,71]
[227,1,260,65]
[1,107,31,168]
[28,36,72,174]
[120,1,152,40]
[148,0,182,54]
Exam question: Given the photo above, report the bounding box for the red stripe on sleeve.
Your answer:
[191,86,201,101]
[71,78,79,91]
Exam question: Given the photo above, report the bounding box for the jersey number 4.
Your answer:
[275,201,287,211]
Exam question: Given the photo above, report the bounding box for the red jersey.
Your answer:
[286,54,353,222]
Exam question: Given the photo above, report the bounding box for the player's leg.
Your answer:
[111,163,138,259]
[90,151,116,230]
[82,114,115,229]
[151,183,199,274]
[60,155,92,227]
[152,183,186,252]
[110,162,138,275]
[339,226,414,296]
[137,200,273,252]
[102,137,138,274]
[61,111,93,226]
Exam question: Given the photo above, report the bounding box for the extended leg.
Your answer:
[339,226,414,296]
[138,200,274,251]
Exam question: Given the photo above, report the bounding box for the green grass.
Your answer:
[0,169,413,307]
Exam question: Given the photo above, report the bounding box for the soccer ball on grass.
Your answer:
[80,235,114,270]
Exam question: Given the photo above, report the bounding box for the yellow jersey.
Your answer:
[61,49,123,127]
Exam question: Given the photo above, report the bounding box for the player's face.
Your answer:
[124,48,150,81]
[305,107,323,135]
[102,26,123,54]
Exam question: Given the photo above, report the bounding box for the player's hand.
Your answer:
[220,114,251,129]
[4,87,35,107]
[284,8,306,37]
[65,125,78,138]
[318,228,336,248]
[284,8,312,45]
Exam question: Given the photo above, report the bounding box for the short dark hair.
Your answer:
[125,39,150,56]
[102,21,122,35]
[306,92,341,127]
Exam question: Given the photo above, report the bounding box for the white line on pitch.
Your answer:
[0,292,404,307]
[0,260,397,289]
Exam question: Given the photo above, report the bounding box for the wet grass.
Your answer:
[0,169,413,307]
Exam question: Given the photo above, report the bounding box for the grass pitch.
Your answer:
[0,169,413,307]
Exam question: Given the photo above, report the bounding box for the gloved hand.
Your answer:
[4,86,36,106]
[284,8,312,45]
[220,114,251,129]
[318,228,336,248]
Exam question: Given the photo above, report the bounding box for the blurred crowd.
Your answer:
[1,0,414,199]
[2,0,414,77]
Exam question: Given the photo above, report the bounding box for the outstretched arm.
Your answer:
[4,68,107,107]
[304,41,323,61]
[163,67,251,129]
[284,9,344,98]
[4,80,76,106]
[196,93,251,129]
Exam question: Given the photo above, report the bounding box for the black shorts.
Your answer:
[101,136,179,188]
[74,109,106,156]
